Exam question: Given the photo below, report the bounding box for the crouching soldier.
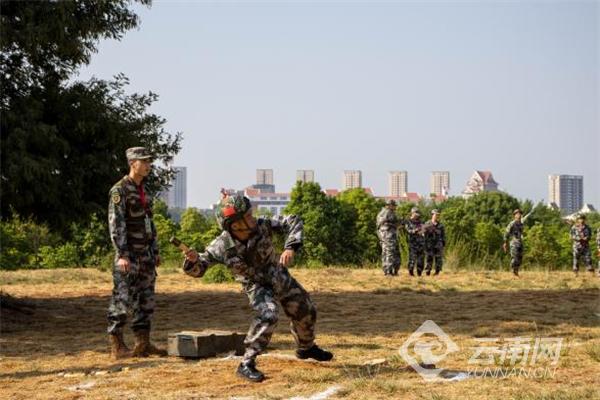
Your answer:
[182,193,333,382]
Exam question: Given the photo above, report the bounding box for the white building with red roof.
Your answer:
[462,170,499,198]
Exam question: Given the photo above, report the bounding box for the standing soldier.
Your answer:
[182,193,333,382]
[107,147,166,359]
[423,209,446,276]
[404,207,425,277]
[376,199,401,276]
[502,208,531,276]
[570,214,593,275]
[596,227,600,276]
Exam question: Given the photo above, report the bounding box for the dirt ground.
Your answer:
[1,267,599,400]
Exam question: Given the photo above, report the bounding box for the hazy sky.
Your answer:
[78,0,599,208]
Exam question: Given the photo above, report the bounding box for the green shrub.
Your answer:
[202,264,234,283]
[0,215,57,269]
[38,243,80,268]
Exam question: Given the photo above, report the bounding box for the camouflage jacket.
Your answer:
[183,215,303,284]
[597,228,600,248]
[504,220,525,244]
[376,208,399,232]
[423,221,445,249]
[108,175,158,259]
[404,217,425,245]
[570,224,592,248]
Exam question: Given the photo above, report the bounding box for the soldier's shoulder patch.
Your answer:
[112,193,121,204]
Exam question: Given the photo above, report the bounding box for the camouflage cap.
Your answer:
[513,208,523,215]
[216,194,252,231]
[386,199,397,207]
[576,213,586,220]
[431,209,441,215]
[126,147,152,161]
[410,207,420,214]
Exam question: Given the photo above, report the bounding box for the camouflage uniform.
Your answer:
[570,223,593,272]
[503,220,525,272]
[376,207,401,275]
[423,220,445,274]
[405,217,425,276]
[107,175,159,335]
[183,215,317,366]
[597,228,600,271]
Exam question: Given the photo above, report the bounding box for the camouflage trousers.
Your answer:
[572,245,593,271]
[510,241,523,270]
[408,241,425,275]
[107,252,157,334]
[242,265,317,365]
[425,246,444,273]
[378,230,401,275]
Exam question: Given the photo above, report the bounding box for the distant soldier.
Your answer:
[107,147,166,359]
[570,214,593,275]
[182,193,333,382]
[404,207,425,277]
[376,199,401,276]
[502,208,531,276]
[597,227,600,276]
[423,209,446,276]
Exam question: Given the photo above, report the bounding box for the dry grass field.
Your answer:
[1,267,599,400]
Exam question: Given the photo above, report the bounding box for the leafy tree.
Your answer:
[285,182,359,265]
[1,0,151,106]
[70,213,111,267]
[178,207,216,253]
[153,213,179,261]
[1,1,181,236]
[463,191,521,226]
[473,221,503,258]
[524,223,564,268]
[153,199,170,219]
[338,188,383,263]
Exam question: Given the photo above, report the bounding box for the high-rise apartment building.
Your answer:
[389,171,408,197]
[343,170,362,190]
[430,171,450,197]
[548,175,583,215]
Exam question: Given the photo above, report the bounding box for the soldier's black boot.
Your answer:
[512,268,519,277]
[237,361,265,382]
[434,269,440,276]
[296,344,333,361]
[426,270,431,276]
[408,269,414,276]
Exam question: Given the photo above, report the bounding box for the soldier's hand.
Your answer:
[185,249,199,263]
[117,257,131,273]
[502,243,508,253]
[155,255,161,267]
[280,249,295,267]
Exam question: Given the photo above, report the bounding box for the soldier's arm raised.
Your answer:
[269,214,303,252]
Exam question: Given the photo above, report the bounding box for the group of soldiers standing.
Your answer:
[376,200,445,277]
[377,201,600,278]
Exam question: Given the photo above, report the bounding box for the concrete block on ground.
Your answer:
[168,330,246,358]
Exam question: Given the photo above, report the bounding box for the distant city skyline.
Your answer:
[78,2,598,208]
[179,166,592,210]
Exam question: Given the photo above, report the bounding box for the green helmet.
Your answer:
[216,193,252,231]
